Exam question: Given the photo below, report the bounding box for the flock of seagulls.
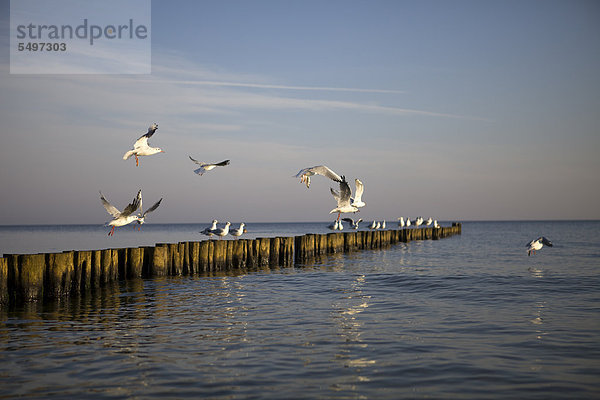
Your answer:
[200,220,246,239]
[107,124,557,256]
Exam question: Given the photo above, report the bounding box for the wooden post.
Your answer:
[45,251,75,299]
[213,240,227,271]
[0,257,8,304]
[8,254,45,303]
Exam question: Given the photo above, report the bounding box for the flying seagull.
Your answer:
[123,123,164,166]
[294,165,342,188]
[329,176,359,220]
[527,237,553,256]
[100,189,142,236]
[342,217,363,229]
[331,178,366,211]
[189,156,230,176]
[135,196,162,231]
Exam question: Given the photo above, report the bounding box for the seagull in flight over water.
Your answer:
[294,165,342,188]
[135,196,162,231]
[330,176,359,220]
[527,237,553,256]
[189,156,230,176]
[123,123,164,166]
[100,189,142,236]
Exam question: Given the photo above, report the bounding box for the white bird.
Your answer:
[425,217,433,226]
[328,220,340,230]
[342,217,362,229]
[294,165,342,188]
[351,179,366,208]
[230,222,246,238]
[212,221,231,239]
[329,176,359,220]
[406,217,411,227]
[123,123,163,166]
[414,216,423,227]
[375,222,381,229]
[200,219,218,237]
[135,196,162,231]
[189,156,230,176]
[100,189,142,236]
[433,220,440,228]
[381,220,386,229]
[369,221,377,229]
[527,237,553,256]
[398,217,405,227]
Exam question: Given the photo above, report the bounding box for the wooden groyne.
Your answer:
[0,223,461,305]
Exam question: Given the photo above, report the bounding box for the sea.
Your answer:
[0,220,599,399]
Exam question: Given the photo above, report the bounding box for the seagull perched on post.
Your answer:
[189,156,230,176]
[527,237,553,256]
[329,176,359,221]
[398,217,405,227]
[200,220,218,237]
[123,123,164,166]
[230,222,246,238]
[135,196,162,231]
[294,165,342,188]
[212,222,231,239]
[100,189,142,236]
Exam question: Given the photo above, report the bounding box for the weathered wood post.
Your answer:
[126,247,145,278]
[7,254,45,303]
[46,251,76,299]
[0,257,8,305]
[212,240,227,271]
[269,237,280,267]
[187,241,200,274]
[231,239,246,269]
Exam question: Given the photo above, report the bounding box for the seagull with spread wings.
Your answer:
[189,156,230,176]
[329,176,359,221]
[123,123,164,166]
[527,237,553,256]
[342,217,363,229]
[135,195,162,231]
[294,165,342,188]
[100,189,142,236]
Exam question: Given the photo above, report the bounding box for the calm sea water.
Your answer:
[1,221,599,399]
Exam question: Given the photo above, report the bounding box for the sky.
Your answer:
[0,0,599,224]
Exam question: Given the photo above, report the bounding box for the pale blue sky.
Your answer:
[0,0,599,224]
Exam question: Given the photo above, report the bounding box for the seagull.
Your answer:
[433,220,440,228]
[425,217,433,226]
[100,189,142,236]
[230,222,246,238]
[212,221,231,239]
[342,217,363,229]
[135,196,162,231]
[527,237,553,256]
[375,221,381,229]
[381,220,386,229]
[294,165,342,188]
[200,219,218,237]
[123,123,164,166]
[406,217,411,227]
[329,176,359,220]
[369,220,377,229]
[331,178,366,211]
[398,217,405,227]
[414,216,423,227]
[189,156,230,176]
[328,220,340,230]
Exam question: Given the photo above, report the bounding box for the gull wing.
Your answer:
[342,217,355,224]
[295,165,342,182]
[121,189,142,217]
[142,198,162,217]
[99,191,121,218]
[332,176,352,207]
[354,179,364,202]
[189,155,204,165]
[212,160,230,167]
[541,237,553,247]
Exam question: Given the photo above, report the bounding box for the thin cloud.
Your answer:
[149,79,405,94]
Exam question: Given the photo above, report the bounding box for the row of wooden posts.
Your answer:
[0,223,461,305]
